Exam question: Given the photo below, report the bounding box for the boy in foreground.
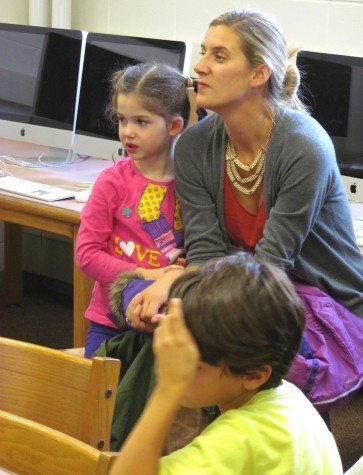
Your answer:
[109,253,342,475]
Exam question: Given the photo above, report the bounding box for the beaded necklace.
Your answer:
[226,121,274,195]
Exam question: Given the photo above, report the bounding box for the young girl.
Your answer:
[75,62,190,358]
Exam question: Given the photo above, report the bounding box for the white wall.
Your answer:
[71,0,363,73]
[1,0,363,75]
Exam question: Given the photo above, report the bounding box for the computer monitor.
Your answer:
[0,23,84,165]
[73,32,192,160]
[297,50,363,202]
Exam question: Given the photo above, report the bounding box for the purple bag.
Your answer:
[287,283,363,413]
[119,278,363,413]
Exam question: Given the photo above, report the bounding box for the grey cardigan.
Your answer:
[174,108,363,317]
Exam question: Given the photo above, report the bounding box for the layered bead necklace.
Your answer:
[226,120,274,195]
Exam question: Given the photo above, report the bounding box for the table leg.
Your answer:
[72,227,93,347]
[4,222,23,305]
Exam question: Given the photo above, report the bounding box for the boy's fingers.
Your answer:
[151,313,165,325]
[161,298,185,332]
[167,298,183,317]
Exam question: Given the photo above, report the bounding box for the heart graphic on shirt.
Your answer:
[119,240,135,257]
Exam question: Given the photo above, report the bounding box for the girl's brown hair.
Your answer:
[105,62,190,129]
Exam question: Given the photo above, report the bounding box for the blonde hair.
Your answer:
[210,9,308,112]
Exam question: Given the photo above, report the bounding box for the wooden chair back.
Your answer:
[0,409,117,475]
[0,337,120,451]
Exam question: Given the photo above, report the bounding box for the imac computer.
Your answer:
[73,32,192,160]
[297,50,363,202]
[0,23,84,165]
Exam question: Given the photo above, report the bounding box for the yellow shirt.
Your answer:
[159,381,342,475]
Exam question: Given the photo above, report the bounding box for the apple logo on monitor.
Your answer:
[351,183,357,194]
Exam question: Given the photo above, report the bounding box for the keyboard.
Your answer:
[0,175,76,202]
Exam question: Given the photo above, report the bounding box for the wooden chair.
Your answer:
[0,409,117,475]
[0,336,120,451]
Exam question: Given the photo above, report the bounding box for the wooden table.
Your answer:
[0,139,110,347]
[1,139,362,347]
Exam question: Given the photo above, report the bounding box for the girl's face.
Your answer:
[116,93,176,164]
[194,25,257,114]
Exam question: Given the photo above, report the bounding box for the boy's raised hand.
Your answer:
[110,299,200,475]
[153,298,200,395]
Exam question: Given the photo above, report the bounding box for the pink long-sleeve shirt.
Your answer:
[76,158,184,327]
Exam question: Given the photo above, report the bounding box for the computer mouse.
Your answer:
[74,188,92,203]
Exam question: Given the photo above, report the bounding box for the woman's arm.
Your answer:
[174,115,232,266]
[256,113,338,268]
[124,118,229,324]
[109,299,199,475]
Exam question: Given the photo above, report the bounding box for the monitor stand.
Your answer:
[342,175,363,203]
[20,147,73,168]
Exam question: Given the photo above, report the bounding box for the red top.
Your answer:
[224,167,266,253]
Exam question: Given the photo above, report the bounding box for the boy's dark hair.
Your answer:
[168,252,305,390]
[105,62,190,129]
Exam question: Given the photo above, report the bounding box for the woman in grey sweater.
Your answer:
[174,108,363,317]
[126,8,363,323]
[111,6,363,425]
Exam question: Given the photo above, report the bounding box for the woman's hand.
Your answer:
[125,267,185,331]
[125,292,158,333]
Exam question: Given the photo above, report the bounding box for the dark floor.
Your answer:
[331,392,363,472]
[0,271,73,349]
[0,272,362,471]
